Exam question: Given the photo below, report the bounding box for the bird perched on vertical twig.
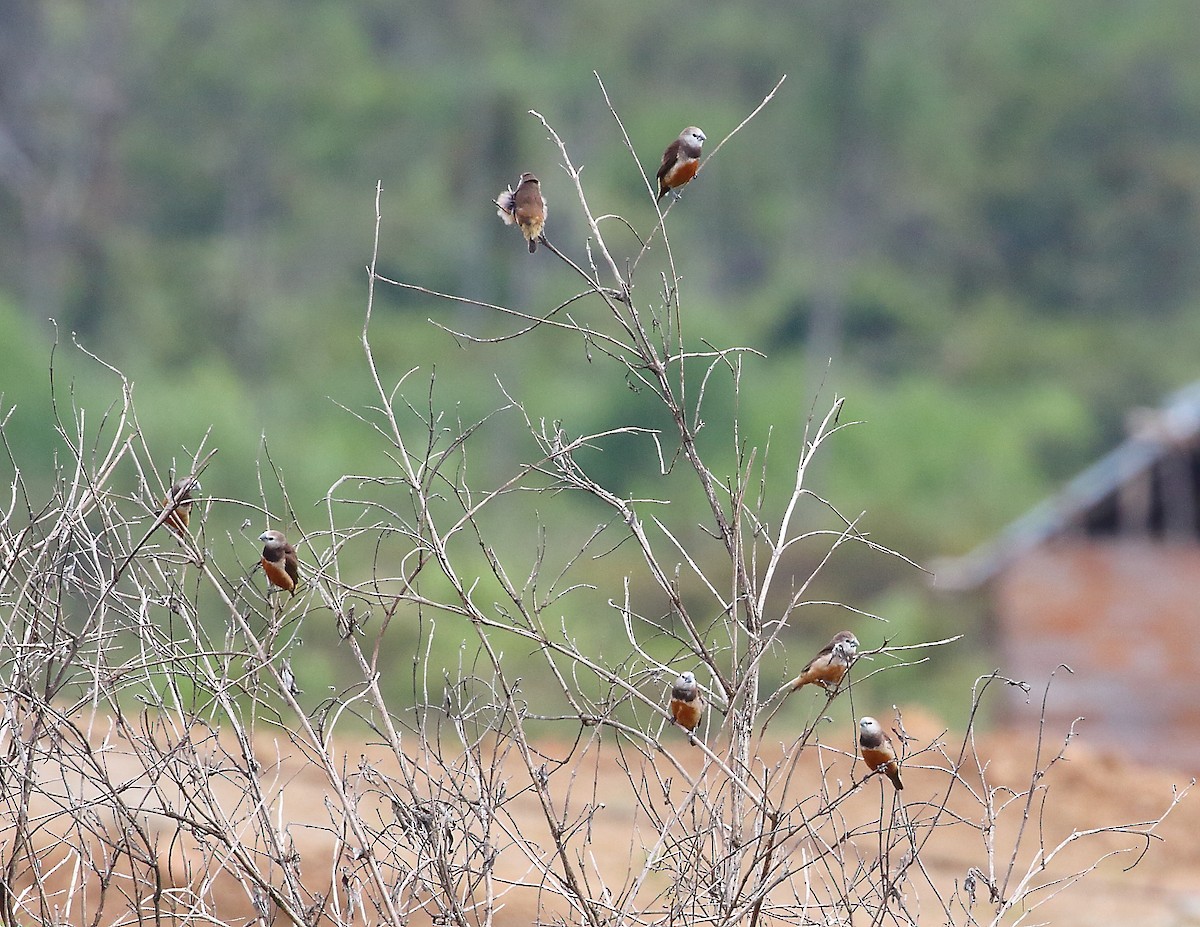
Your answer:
[668,671,704,744]
[163,478,201,537]
[655,126,706,203]
[859,716,903,790]
[495,172,547,252]
[259,530,300,596]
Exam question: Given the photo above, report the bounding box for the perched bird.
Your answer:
[787,631,859,692]
[758,631,860,736]
[259,529,300,596]
[163,478,200,536]
[655,126,706,203]
[669,671,704,741]
[859,716,903,790]
[495,172,547,252]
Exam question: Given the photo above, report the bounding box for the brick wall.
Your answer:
[994,540,1200,768]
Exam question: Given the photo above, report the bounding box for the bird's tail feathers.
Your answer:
[495,189,517,224]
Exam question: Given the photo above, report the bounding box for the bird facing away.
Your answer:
[859,716,903,790]
[163,478,200,537]
[655,126,706,203]
[495,172,547,252]
[787,631,859,692]
[259,529,300,596]
[669,671,704,740]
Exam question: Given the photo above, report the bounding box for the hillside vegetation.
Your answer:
[2,2,1200,700]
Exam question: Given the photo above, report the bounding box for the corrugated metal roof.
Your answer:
[932,379,1200,590]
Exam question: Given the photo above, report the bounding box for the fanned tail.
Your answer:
[494,188,517,224]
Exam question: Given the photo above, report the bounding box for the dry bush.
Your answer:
[0,77,1186,927]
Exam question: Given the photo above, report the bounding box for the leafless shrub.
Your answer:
[0,78,1186,927]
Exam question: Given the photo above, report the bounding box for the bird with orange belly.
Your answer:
[859,716,903,790]
[162,478,200,537]
[759,631,859,735]
[655,126,706,203]
[259,529,300,596]
[786,630,859,693]
[668,671,704,745]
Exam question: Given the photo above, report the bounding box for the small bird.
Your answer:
[163,478,200,537]
[655,126,706,203]
[758,631,860,735]
[259,529,300,596]
[669,671,704,742]
[859,716,903,790]
[787,631,859,692]
[495,172,547,252]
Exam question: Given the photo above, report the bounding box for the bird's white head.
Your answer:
[171,478,201,499]
[835,633,860,660]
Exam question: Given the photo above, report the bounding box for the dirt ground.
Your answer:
[883,712,1200,927]
[519,709,1200,927]
[10,707,1199,926]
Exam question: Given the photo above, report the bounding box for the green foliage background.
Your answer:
[3,0,1199,721]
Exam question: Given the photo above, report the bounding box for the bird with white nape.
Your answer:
[859,716,903,790]
[668,671,704,745]
[655,126,706,203]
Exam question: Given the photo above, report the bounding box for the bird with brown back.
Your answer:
[759,631,859,736]
[656,126,706,203]
[859,716,903,790]
[259,529,300,596]
[669,671,704,744]
[495,172,547,252]
[163,478,200,537]
[787,630,859,692]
